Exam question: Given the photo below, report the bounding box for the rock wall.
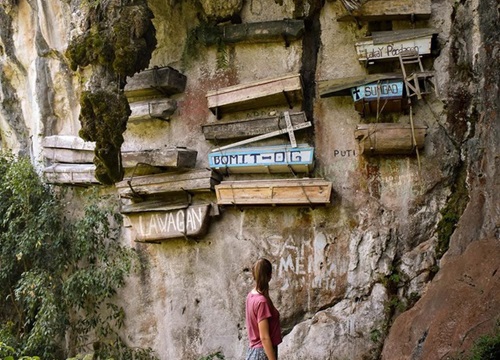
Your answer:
[0,0,498,359]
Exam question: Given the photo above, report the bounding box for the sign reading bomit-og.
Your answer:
[351,80,404,101]
[209,144,314,174]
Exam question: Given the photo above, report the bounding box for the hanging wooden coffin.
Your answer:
[207,74,303,118]
[115,169,222,199]
[202,111,308,140]
[124,66,187,98]
[123,203,212,242]
[129,98,177,121]
[200,19,305,45]
[215,178,332,205]
[354,123,427,155]
[209,144,314,174]
[42,135,95,163]
[318,75,407,115]
[355,28,437,63]
[121,147,197,169]
[338,0,432,22]
[43,164,98,185]
[351,79,408,115]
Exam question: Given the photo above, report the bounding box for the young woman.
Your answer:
[245,258,282,360]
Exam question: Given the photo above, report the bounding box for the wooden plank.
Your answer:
[124,66,187,98]
[43,148,94,164]
[215,178,332,205]
[125,204,211,242]
[115,169,222,198]
[121,198,191,214]
[355,29,436,63]
[201,20,304,45]
[318,73,403,98]
[209,144,314,174]
[43,164,98,185]
[129,99,177,121]
[122,147,197,169]
[202,111,308,140]
[337,0,432,22]
[206,73,303,117]
[354,123,427,155]
[42,135,95,150]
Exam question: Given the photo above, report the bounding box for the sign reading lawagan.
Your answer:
[127,204,211,242]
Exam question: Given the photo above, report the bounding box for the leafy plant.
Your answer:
[198,351,225,360]
[467,324,500,360]
[0,153,156,359]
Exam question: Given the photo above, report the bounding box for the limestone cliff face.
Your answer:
[0,0,498,359]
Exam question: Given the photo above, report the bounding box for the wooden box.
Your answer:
[215,178,332,205]
[115,169,222,199]
[43,164,98,185]
[206,74,303,117]
[355,28,437,63]
[354,123,427,155]
[122,147,197,169]
[202,111,308,140]
[201,19,304,45]
[129,98,177,121]
[125,66,186,98]
[338,0,432,22]
[42,135,95,163]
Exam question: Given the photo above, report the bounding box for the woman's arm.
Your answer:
[258,318,276,360]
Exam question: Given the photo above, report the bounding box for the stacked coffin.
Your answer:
[42,135,199,185]
[204,74,332,206]
[125,66,186,121]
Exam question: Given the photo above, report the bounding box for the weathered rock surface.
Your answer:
[0,0,498,359]
[382,239,500,360]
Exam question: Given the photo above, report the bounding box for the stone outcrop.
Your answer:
[0,0,498,359]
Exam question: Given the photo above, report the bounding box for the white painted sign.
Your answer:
[127,204,211,242]
[356,36,432,62]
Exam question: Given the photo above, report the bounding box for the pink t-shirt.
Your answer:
[245,292,282,348]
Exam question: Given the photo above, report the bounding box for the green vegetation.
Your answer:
[0,153,156,359]
[198,351,225,360]
[467,327,500,360]
[436,164,469,258]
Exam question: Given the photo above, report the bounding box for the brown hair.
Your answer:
[252,258,273,296]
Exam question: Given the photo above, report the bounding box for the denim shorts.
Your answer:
[245,346,278,360]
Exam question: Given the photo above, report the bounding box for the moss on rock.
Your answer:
[65,0,157,184]
[79,89,130,185]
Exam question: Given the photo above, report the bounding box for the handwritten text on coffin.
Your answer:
[351,80,404,101]
[129,204,211,241]
[209,145,314,169]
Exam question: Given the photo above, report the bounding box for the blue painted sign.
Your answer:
[351,80,404,102]
[209,144,314,173]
